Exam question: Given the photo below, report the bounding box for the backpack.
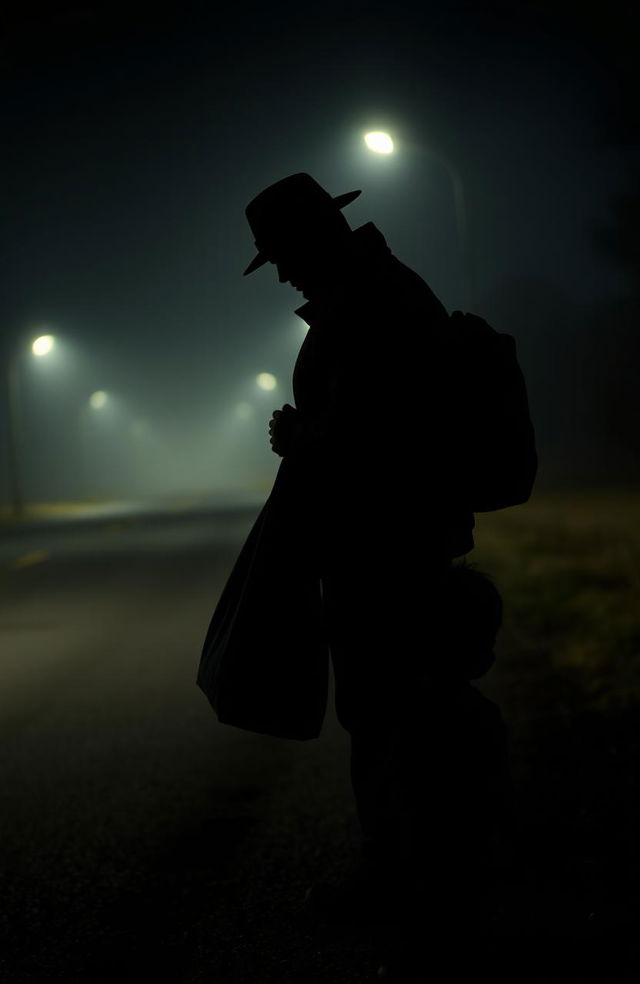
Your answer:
[447,311,537,512]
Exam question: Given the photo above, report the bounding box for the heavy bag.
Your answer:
[197,458,329,740]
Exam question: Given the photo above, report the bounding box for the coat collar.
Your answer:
[294,222,392,326]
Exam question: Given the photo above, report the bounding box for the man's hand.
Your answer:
[268,403,301,456]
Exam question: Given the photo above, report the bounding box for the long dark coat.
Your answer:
[197,223,477,739]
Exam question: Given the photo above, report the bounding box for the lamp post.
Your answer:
[362,130,475,310]
[431,150,473,311]
[5,333,57,519]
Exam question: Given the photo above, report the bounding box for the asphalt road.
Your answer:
[0,505,637,983]
[0,505,370,983]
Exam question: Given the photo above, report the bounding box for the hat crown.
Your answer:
[243,173,361,274]
[247,174,339,245]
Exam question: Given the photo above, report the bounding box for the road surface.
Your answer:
[0,502,637,982]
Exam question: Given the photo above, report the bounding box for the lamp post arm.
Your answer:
[434,152,474,311]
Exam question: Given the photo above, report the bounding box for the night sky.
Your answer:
[2,1,637,501]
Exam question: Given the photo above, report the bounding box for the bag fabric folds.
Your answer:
[197,458,330,740]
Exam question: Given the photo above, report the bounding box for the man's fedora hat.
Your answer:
[243,173,361,275]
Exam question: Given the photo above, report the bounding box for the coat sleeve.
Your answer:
[288,321,362,458]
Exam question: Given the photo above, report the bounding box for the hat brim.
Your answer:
[243,188,361,275]
[243,252,269,276]
[332,189,361,209]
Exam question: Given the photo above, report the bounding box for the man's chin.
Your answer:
[301,284,320,300]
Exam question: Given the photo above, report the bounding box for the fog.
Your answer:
[2,2,637,510]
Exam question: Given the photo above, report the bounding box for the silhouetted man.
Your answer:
[243,173,478,878]
[198,171,536,970]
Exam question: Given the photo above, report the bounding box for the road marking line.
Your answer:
[10,550,50,569]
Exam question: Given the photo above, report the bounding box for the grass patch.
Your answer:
[471,489,640,717]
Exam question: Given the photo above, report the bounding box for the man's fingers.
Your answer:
[269,408,289,456]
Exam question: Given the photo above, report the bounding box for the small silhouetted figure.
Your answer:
[377,565,513,900]
[370,564,514,977]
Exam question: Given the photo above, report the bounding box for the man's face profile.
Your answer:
[271,241,327,298]
[270,225,349,299]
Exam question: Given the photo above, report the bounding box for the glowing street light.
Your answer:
[32,334,56,357]
[89,390,108,410]
[129,418,151,439]
[256,372,277,391]
[363,126,473,308]
[235,401,254,420]
[364,131,394,154]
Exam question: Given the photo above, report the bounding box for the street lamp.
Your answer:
[32,334,56,357]
[89,390,109,410]
[5,332,58,519]
[364,131,394,154]
[235,401,254,421]
[256,372,277,391]
[362,130,474,309]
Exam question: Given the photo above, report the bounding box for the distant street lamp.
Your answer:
[362,129,474,309]
[89,390,108,410]
[256,372,277,391]
[235,401,254,420]
[5,332,57,519]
